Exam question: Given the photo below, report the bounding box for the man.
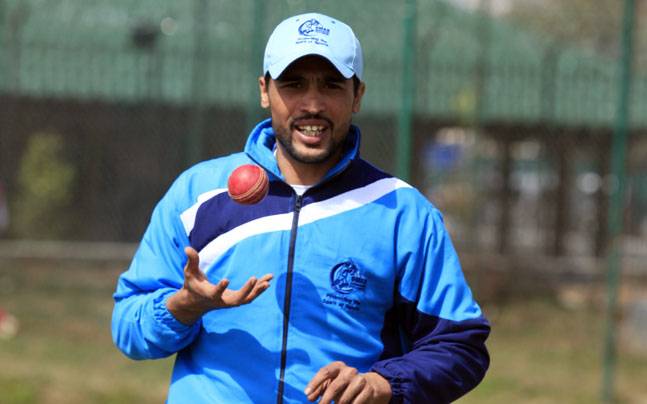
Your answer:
[112,12,490,404]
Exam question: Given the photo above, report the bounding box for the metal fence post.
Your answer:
[0,0,5,189]
[0,0,5,85]
[246,0,266,132]
[187,0,209,166]
[396,0,417,182]
[468,0,491,251]
[602,0,635,402]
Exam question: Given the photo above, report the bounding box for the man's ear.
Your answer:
[352,81,366,114]
[259,76,270,109]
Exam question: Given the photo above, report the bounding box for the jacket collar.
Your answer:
[244,118,361,184]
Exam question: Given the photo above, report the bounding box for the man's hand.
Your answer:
[305,361,392,404]
[166,247,273,325]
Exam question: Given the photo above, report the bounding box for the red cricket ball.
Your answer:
[227,164,269,204]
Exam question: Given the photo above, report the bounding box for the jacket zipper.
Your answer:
[277,193,303,404]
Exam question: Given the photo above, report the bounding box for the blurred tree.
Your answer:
[502,0,646,61]
[12,132,76,239]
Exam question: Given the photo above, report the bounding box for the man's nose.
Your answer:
[300,86,326,114]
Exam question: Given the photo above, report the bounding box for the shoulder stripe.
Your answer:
[299,177,411,226]
[179,188,228,235]
[200,177,411,273]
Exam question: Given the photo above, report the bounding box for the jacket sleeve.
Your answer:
[111,175,202,360]
[370,207,490,404]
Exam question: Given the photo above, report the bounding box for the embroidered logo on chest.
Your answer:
[330,260,367,294]
[323,260,367,312]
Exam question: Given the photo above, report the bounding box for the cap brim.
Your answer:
[266,48,354,80]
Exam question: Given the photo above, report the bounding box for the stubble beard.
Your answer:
[274,121,349,165]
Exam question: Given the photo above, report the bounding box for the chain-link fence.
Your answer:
[1,0,647,401]
[0,0,645,250]
[1,0,645,255]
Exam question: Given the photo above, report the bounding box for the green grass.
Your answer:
[0,260,173,404]
[460,300,647,404]
[1,259,646,403]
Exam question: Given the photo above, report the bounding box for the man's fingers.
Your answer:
[337,375,367,404]
[306,381,328,402]
[183,247,202,278]
[246,273,273,301]
[183,263,273,309]
[187,277,226,300]
[221,274,274,306]
[317,366,357,404]
[210,278,230,298]
[230,276,259,303]
[177,247,273,313]
[347,387,373,404]
[184,246,200,267]
[305,362,344,400]
[352,388,375,404]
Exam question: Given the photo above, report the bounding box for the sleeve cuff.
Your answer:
[150,289,201,336]
[371,360,407,404]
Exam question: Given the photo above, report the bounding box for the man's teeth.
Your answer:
[298,125,325,136]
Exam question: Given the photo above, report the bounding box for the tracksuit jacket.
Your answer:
[111,118,490,404]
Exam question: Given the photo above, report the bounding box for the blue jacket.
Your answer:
[112,119,490,404]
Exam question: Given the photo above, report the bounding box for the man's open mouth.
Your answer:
[296,125,326,137]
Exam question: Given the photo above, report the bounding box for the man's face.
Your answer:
[259,56,365,168]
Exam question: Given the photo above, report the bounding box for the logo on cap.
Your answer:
[298,19,330,37]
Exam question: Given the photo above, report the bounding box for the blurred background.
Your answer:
[0,0,646,402]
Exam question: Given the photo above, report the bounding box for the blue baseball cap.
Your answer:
[263,13,363,80]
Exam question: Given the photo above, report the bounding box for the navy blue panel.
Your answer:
[189,181,294,251]
[378,304,407,360]
[374,294,490,403]
[302,159,392,206]
[190,159,393,253]
[190,159,391,252]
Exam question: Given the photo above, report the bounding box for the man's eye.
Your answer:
[325,82,344,90]
[281,81,302,88]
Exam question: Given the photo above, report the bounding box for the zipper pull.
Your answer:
[294,194,303,212]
